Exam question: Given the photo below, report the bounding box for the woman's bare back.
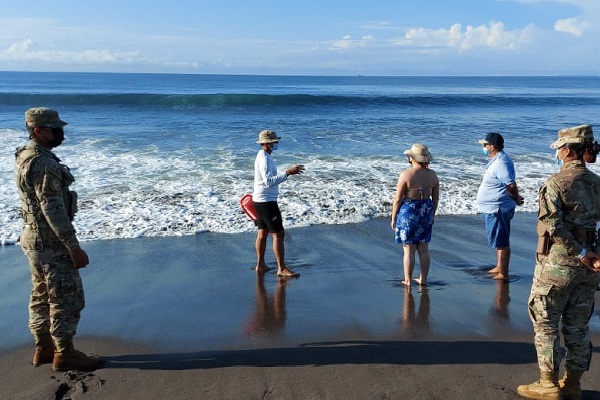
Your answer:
[403,168,438,200]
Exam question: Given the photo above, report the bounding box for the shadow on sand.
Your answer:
[100,341,600,398]
[103,339,538,370]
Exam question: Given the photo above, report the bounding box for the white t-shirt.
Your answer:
[252,149,288,202]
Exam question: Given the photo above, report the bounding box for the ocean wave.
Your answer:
[1,92,598,108]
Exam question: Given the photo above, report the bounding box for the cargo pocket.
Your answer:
[21,226,43,251]
[531,282,553,296]
[538,261,577,289]
[528,282,553,323]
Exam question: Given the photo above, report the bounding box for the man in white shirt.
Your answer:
[252,130,304,277]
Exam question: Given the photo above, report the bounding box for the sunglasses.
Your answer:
[40,127,64,135]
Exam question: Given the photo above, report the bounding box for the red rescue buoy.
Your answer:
[240,193,258,222]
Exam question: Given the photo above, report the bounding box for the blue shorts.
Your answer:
[483,208,515,248]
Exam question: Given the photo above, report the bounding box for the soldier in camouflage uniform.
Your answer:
[15,107,101,372]
[517,125,600,400]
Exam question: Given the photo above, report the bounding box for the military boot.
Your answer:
[516,370,561,400]
[559,369,583,400]
[32,335,55,367]
[52,348,102,372]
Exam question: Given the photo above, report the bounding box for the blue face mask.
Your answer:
[482,147,489,156]
[272,142,279,151]
[555,149,563,165]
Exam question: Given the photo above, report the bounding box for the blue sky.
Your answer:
[0,0,598,75]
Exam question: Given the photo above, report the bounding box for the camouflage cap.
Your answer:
[550,124,594,149]
[256,129,281,144]
[25,107,68,128]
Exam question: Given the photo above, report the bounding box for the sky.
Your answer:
[0,0,598,76]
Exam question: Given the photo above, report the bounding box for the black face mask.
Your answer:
[48,127,65,147]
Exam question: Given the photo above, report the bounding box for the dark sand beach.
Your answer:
[1,212,599,399]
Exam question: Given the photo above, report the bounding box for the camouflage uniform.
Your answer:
[529,129,600,375]
[15,110,84,352]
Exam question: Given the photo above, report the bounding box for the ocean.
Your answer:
[1,72,600,244]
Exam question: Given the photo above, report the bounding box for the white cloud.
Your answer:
[6,38,35,53]
[359,21,395,30]
[1,39,141,65]
[509,0,599,31]
[330,35,353,50]
[511,0,595,36]
[0,19,202,71]
[329,21,532,55]
[0,40,200,71]
[402,21,531,51]
[330,35,374,51]
[554,17,589,36]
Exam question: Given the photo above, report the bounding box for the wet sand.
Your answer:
[1,212,599,399]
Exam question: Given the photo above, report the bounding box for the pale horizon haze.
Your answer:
[1,0,599,76]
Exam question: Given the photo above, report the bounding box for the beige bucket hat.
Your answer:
[256,130,281,144]
[404,143,433,163]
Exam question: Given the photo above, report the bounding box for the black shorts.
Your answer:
[253,201,284,233]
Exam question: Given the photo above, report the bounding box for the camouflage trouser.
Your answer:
[528,254,600,372]
[21,226,85,351]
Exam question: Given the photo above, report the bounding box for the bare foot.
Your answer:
[277,268,300,278]
[488,267,500,275]
[413,278,427,286]
[401,280,412,287]
[254,265,271,272]
[493,273,509,282]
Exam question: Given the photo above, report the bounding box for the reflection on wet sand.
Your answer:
[401,287,430,336]
[492,280,511,320]
[245,273,288,339]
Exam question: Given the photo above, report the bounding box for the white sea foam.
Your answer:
[4,127,594,244]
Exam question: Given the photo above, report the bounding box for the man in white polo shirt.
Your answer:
[476,132,524,282]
